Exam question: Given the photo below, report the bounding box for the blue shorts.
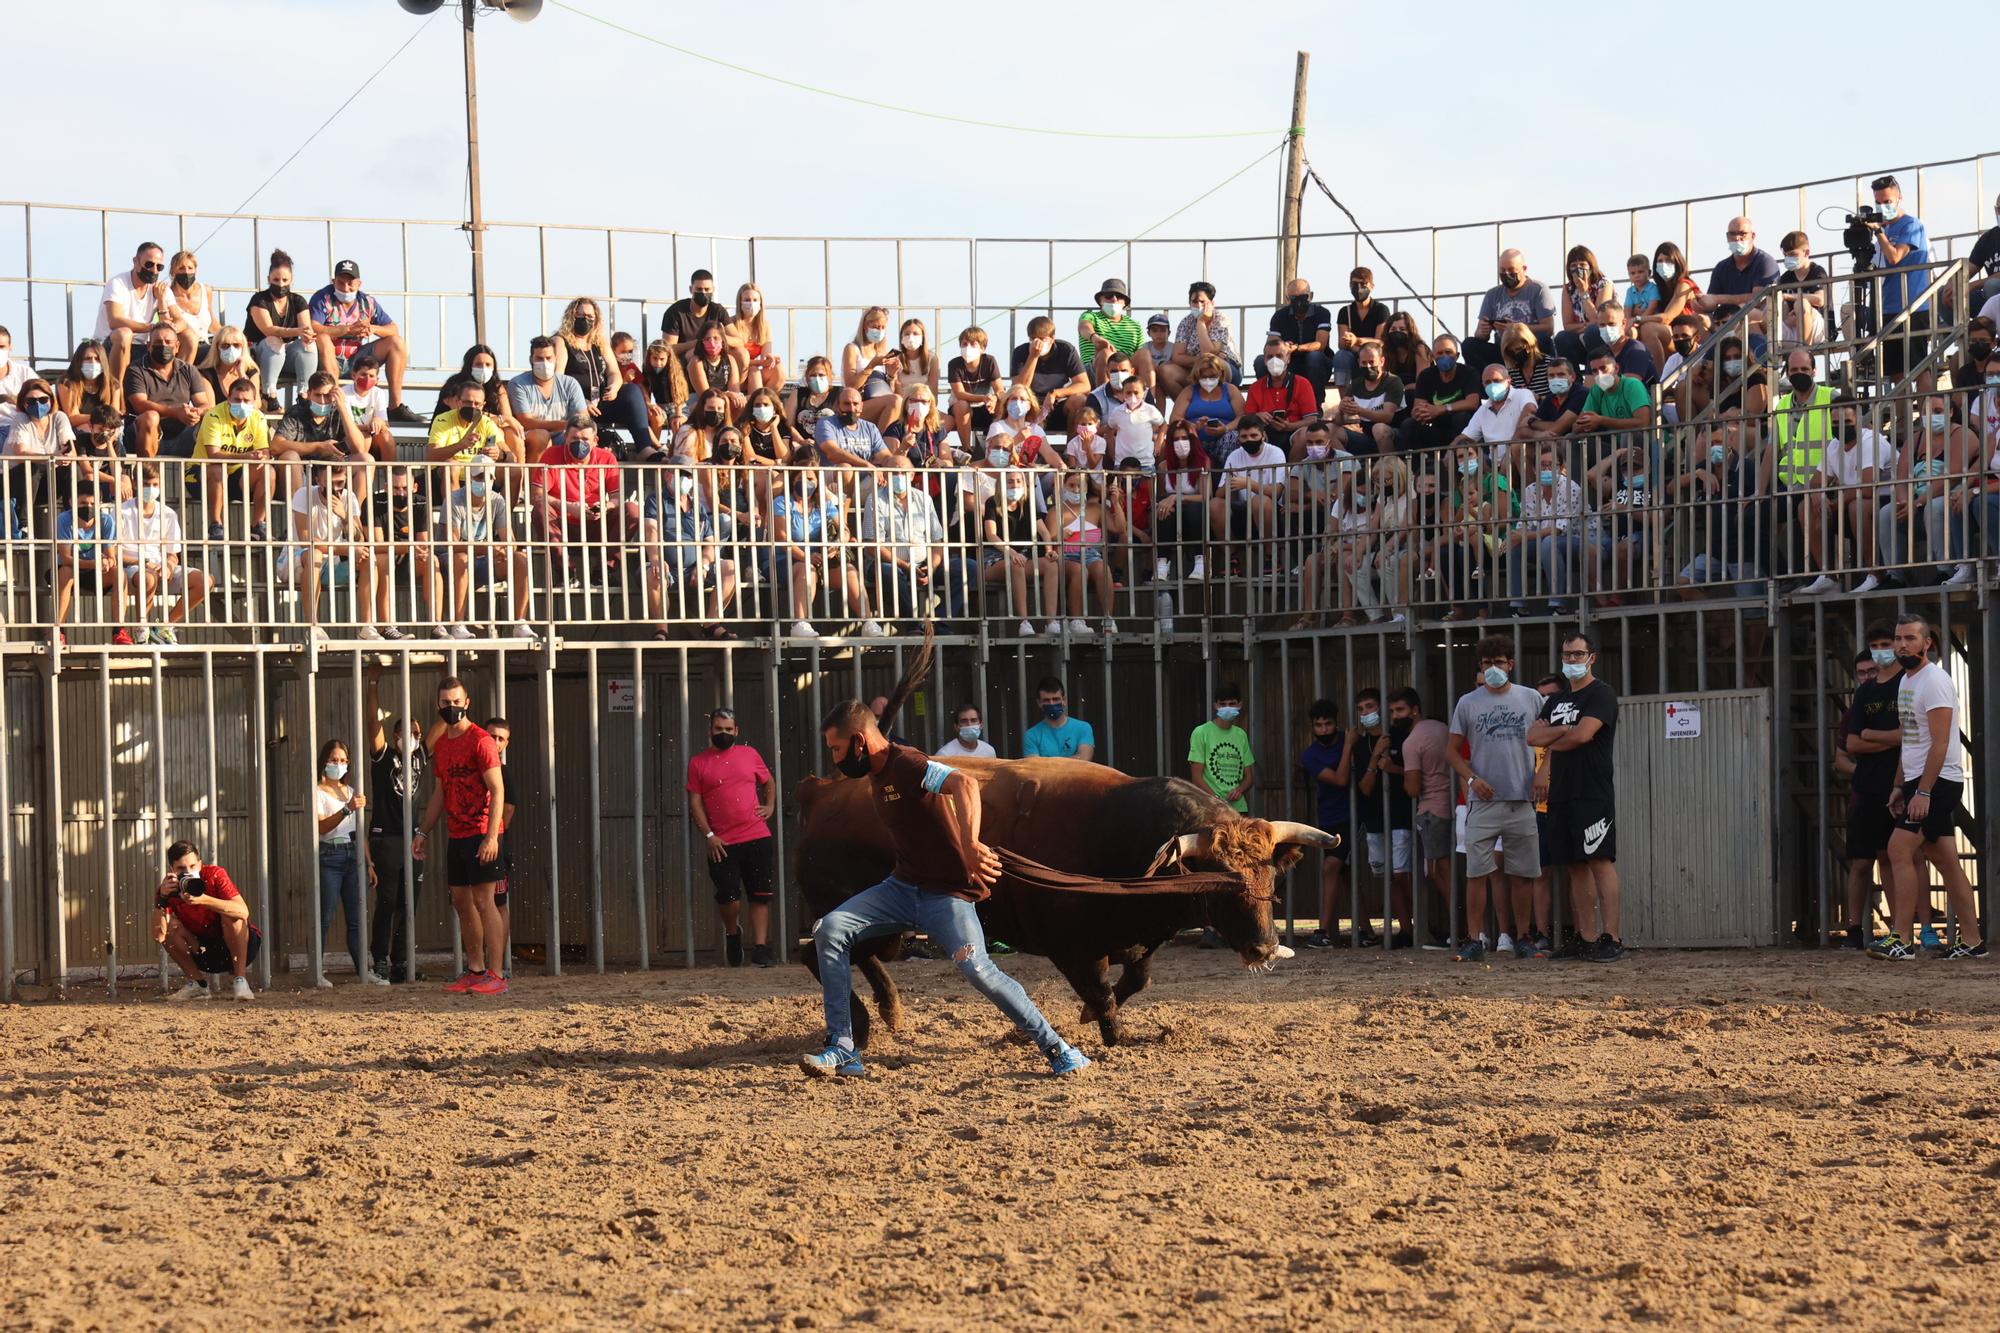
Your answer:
[1062,546,1105,566]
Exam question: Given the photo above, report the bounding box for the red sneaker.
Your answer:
[469,971,508,996]
[112,628,135,646]
[443,970,481,993]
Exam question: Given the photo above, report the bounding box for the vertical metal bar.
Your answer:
[493,647,510,980]
[679,646,694,967]
[633,647,649,970]
[251,649,272,989]
[539,641,562,976]
[151,651,168,989]
[204,652,220,906]
[586,646,605,973]
[0,653,15,1001]
[305,651,322,987]
[43,655,66,993]
[768,646,789,954]
[1100,640,1115,772]
[348,653,365,976]
[398,652,418,985]
[100,654,116,995]
[1279,640,1294,943]
[1813,600,1829,946]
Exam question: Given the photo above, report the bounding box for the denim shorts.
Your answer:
[1062,546,1105,566]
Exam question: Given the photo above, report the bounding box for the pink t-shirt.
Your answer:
[685,745,773,846]
[1401,718,1454,818]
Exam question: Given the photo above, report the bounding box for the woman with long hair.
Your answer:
[198,325,261,403]
[785,354,839,446]
[725,282,783,394]
[57,338,120,430]
[162,249,220,361]
[1379,310,1433,390]
[314,738,386,988]
[552,297,654,453]
[1555,244,1615,363]
[842,306,904,431]
[437,343,526,465]
[1636,241,1702,369]
[685,319,746,418]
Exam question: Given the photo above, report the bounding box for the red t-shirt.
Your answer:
[536,443,622,508]
[1244,373,1320,425]
[161,864,242,938]
[685,745,774,846]
[432,724,501,838]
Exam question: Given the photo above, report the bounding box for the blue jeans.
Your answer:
[254,336,319,391]
[1295,347,1336,388]
[318,841,365,971]
[1877,497,1972,567]
[813,874,1064,1054]
[1981,493,2000,556]
[1508,532,1585,603]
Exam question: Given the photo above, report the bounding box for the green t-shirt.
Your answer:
[1078,310,1145,360]
[1188,720,1256,812]
[1581,374,1651,424]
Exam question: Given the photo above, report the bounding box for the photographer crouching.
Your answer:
[153,839,259,1001]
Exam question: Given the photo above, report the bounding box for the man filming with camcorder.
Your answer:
[1843,174,1933,391]
[152,840,258,1001]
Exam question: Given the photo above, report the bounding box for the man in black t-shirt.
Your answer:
[1352,688,1416,944]
[1838,624,1905,947]
[365,663,429,982]
[1010,316,1091,434]
[274,371,371,463]
[1269,276,1335,392]
[1332,267,1390,387]
[1395,334,1480,453]
[658,269,719,355]
[1527,630,1624,961]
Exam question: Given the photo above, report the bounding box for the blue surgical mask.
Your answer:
[865,327,885,344]
[1436,353,1457,372]
[1722,358,1744,376]
[1629,475,1646,489]
[1928,412,1950,433]
[807,374,830,394]
[227,400,250,421]
[309,400,333,418]
[1546,377,1571,395]
[1215,706,1240,722]
[1538,469,1556,486]
[141,484,162,503]
[1482,666,1509,688]
[1879,199,1900,220]
[1870,647,1898,668]
[889,474,909,496]
[1359,710,1380,729]
[569,438,592,459]
[1562,661,1589,681]
[958,725,981,744]
[1483,381,1508,401]
[1006,400,1028,420]
[1709,444,1727,465]
[25,399,51,421]
[324,762,347,781]
[1041,703,1065,721]
[1459,458,1480,477]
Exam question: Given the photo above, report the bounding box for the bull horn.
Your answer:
[1144,830,1212,877]
[1266,820,1341,850]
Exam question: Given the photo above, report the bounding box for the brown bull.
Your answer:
[794,756,1336,1046]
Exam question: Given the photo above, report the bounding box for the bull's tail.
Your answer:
[877,620,935,732]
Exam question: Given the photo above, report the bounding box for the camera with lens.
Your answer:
[1843,206,1885,269]
[173,870,204,900]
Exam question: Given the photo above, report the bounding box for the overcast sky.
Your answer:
[4,0,1990,363]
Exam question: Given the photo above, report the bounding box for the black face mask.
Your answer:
[1386,331,1410,347]
[1839,423,1858,444]
[690,292,711,309]
[1897,653,1925,672]
[716,443,740,463]
[1349,285,1369,300]
[1972,341,1994,361]
[1672,338,1694,356]
[1291,294,1313,311]
[705,408,726,426]
[458,405,481,422]
[573,316,595,335]
[74,507,96,526]
[835,408,859,427]
[835,736,871,778]
[1788,371,1814,396]
[268,283,289,297]
[710,732,737,751]
[439,704,467,725]
[149,343,173,364]
[172,272,196,290]
[1389,718,1413,739]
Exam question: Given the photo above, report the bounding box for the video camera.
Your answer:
[1843,206,1885,270]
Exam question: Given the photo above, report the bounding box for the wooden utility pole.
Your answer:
[461,0,489,348]
[1277,51,1309,300]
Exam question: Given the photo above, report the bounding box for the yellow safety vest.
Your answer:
[1772,385,1834,487]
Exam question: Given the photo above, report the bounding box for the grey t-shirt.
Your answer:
[1448,683,1544,802]
[1478,279,1558,331]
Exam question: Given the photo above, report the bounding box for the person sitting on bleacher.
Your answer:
[76,404,132,504]
[309,260,420,425]
[275,371,372,468]
[341,356,397,463]
[198,326,262,409]
[369,465,438,642]
[427,380,509,501]
[53,486,125,646]
[661,463,739,637]
[192,377,274,542]
[1077,278,1154,392]
[435,344,527,468]
[245,249,318,411]
[1011,316,1092,437]
[4,378,74,540]
[56,339,120,437]
[531,413,666,634]
[508,336,587,462]
[116,461,210,645]
[124,325,212,460]
[279,461,379,642]
[441,460,535,642]
[550,298,653,455]
[93,242,166,388]
[814,387,891,469]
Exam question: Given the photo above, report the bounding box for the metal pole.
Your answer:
[633,648,649,970]
[680,646,694,968]
[398,653,418,984]
[1277,51,1310,300]
[305,654,323,988]
[251,650,273,990]
[44,656,66,994]
[766,647,787,956]
[586,647,605,973]
[151,652,168,989]
[0,656,13,1001]
[100,655,115,996]
[460,0,489,348]
[539,642,562,976]
[348,653,365,977]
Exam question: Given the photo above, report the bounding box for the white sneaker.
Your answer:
[448,623,476,641]
[1044,620,1062,636]
[859,619,887,638]
[361,971,391,987]
[1066,618,1091,636]
[1385,612,1406,625]
[380,624,408,641]
[1944,564,1974,587]
[790,620,819,638]
[434,624,455,640]
[308,626,329,644]
[314,976,335,990]
[166,979,208,1002]
[1154,558,1171,581]
[1798,575,1837,596]
[510,621,537,639]
[1852,574,1881,593]
[231,976,254,1001]
[1099,618,1117,637]
[356,625,383,641]
[1017,620,1035,638]
[1187,556,1206,582]
[1496,932,1516,957]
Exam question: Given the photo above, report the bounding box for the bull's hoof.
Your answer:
[1098,1018,1125,1047]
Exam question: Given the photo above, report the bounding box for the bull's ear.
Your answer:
[1144,831,1209,876]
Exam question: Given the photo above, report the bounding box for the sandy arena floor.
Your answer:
[3,946,1998,1331]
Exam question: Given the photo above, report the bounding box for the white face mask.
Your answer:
[1198,377,1220,392]
[218,346,241,365]
[1727,239,1751,258]
[1172,440,1191,459]
[1108,371,1130,387]
[902,334,922,351]
[959,343,981,362]
[470,364,493,383]
[1100,300,1124,316]
[742,299,761,316]
[1601,325,1622,344]
[81,361,102,381]
[532,360,554,381]
[1265,356,1287,377]
[616,351,635,366]
[1655,260,1677,280]
[1006,400,1027,420]
[1596,370,1618,390]
[751,404,775,423]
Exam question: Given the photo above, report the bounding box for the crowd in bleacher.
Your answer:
[4,171,1998,646]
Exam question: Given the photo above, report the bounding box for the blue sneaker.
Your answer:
[799,1044,864,1079]
[1919,924,1942,951]
[1454,936,1486,963]
[1047,1045,1092,1076]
